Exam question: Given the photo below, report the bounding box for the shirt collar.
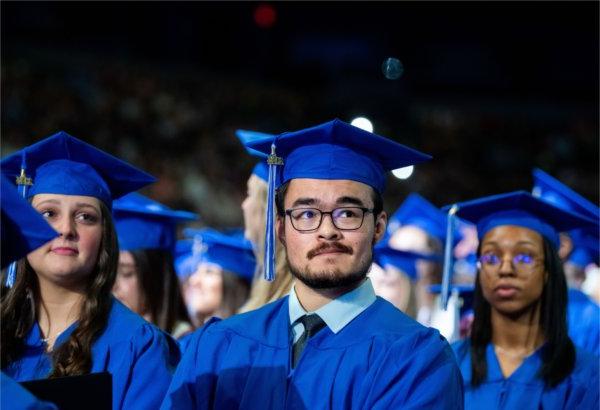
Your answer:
[288,278,377,334]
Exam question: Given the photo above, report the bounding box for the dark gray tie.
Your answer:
[292,314,326,368]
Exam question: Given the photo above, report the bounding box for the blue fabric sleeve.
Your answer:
[160,318,222,410]
[111,324,180,410]
[361,329,464,409]
[1,372,58,410]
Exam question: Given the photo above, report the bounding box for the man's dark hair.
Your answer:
[275,181,384,219]
[469,237,575,388]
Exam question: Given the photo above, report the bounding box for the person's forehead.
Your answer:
[285,178,374,202]
[31,193,101,208]
[481,225,544,245]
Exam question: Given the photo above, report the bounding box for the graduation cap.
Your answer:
[531,168,599,266]
[387,193,464,247]
[567,228,599,267]
[174,239,197,279]
[185,228,256,282]
[532,168,600,222]
[1,131,156,208]
[235,129,274,182]
[245,118,432,281]
[113,192,197,252]
[1,174,59,269]
[373,241,442,281]
[439,191,596,309]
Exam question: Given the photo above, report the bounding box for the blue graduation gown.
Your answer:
[1,372,57,410]
[3,298,180,410]
[567,288,600,355]
[161,296,464,409]
[452,340,599,410]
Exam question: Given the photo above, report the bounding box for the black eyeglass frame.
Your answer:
[284,207,374,232]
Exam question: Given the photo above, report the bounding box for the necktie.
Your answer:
[292,314,326,368]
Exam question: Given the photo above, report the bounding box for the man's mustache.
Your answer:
[307,243,353,259]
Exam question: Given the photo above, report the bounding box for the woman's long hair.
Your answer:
[1,202,119,377]
[219,270,251,318]
[129,249,190,334]
[470,237,576,387]
[238,177,294,313]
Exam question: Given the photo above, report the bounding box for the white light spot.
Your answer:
[350,117,373,133]
[392,166,414,180]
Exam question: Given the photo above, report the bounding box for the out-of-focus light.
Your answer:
[350,117,373,133]
[392,166,414,180]
[254,4,277,29]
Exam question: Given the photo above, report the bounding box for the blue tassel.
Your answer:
[263,143,283,281]
[6,152,33,287]
[440,204,458,310]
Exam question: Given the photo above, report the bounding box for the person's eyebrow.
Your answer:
[290,197,317,208]
[76,203,101,212]
[335,196,367,207]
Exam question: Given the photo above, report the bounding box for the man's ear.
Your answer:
[276,215,286,246]
[373,211,387,245]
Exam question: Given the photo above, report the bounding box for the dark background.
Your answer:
[2,1,598,228]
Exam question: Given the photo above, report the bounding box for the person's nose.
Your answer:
[317,212,342,241]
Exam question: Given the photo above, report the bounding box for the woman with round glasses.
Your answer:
[447,191,599,409]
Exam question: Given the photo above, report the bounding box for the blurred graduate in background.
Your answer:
[1,132,179,410]
[531,168,600,355]
[112,192,196,340]
[235,129,294,312]
[385,193,469,325]
[181,228,254,328]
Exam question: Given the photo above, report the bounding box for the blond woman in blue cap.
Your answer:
[1,132,179,410]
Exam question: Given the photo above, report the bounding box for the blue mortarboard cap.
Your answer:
[532,168,600,222]
[246,118,432,281]
[246,119,431,193]
[373,242,441,280]
[445,191,596,248]
[251,162,269,182]
[568,227,599,267]
[438,191,596,310]
[531,168,599,265]
[1,131,156,208]
[236,129,274,182]
[174,239,196,279]
[235,129,273,159]
[1,174,59,269]
[187,229,256,282]
[113,193,197,252]
[388,193,464,246]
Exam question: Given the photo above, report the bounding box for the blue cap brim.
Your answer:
[1,174,59,268]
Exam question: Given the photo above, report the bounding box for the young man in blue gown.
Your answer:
[161,119,464,409]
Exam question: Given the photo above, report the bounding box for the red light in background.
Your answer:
[254,4,276,29]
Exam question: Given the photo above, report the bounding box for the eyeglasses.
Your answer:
[285,207,373,232]
[478,252,543,274]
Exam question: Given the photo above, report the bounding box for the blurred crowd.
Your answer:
[2,51,597,232]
